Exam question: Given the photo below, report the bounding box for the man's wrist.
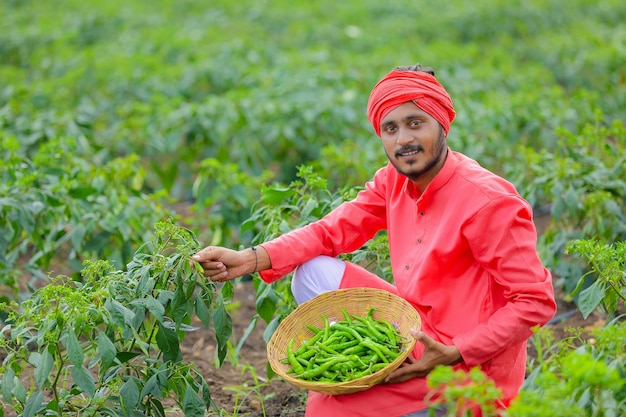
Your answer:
[447,346,463,365]
[250,246,258,273]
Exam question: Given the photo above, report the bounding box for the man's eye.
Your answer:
[383,125,397,133]
[410,120,423,127]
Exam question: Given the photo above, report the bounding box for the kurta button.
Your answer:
[420,211,425,216]
[417,238,422,243]
[405,265,409,270]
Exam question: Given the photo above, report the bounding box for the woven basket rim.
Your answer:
[266,287,421,395]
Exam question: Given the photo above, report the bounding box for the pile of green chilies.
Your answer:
[282,307,407,383]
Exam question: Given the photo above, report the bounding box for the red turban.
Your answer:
[366,69,456,137]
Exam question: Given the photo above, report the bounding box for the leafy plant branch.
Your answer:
[0,220,232,416]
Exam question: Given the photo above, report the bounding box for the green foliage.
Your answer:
[425,366,502,417]
[0,221,230,416]
[240,165,352,343]
[223,364,276,417]
[509,322,626,417]
[237,165,393,352]
[511,117,626,293]
[2,0,624,198]
[566,239,626,320]
[190,157,274,246]
[0,136,171,291]
[1,0,626,414]
[422,322,626,417]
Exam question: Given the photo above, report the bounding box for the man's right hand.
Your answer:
[192,246,267,282]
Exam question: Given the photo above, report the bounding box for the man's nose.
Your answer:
[397,127,414,146]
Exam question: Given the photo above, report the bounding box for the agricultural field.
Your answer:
[1,0,625,416]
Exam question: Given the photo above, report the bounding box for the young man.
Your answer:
[193,64,557,416]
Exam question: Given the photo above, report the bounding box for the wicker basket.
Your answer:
[266,287,421,395]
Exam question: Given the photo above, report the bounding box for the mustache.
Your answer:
[395,145,423,157]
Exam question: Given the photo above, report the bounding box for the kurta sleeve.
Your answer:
[259,167,390,283]
[452,195,557,367]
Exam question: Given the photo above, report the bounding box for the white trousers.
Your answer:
[291,255,345,304]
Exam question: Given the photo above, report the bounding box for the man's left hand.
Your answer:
[384,329,462,384]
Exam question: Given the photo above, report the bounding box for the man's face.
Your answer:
[379,101,447,187]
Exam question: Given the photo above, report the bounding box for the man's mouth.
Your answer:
[397,147,421,157]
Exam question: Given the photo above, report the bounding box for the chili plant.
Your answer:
[424,366,502,417]
[510,116,626,294]
[239,165,389,348]
[0,220,232,416]
[0,135,171,293]
[509,322,626,417]
[566,238,626,320]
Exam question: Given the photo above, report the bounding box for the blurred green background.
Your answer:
[1,0,625,292]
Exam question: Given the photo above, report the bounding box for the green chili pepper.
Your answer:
[375,320,398,347]
[341,308,353,324]
[353,315,386,342]
[360,338,392,363]
[294,327,325,356]
[361,339,400,361]
[287,338,305,375]
[296,357,344,380]
[287,311,406,383]
[330,322,363,342]
[322,315,331,342]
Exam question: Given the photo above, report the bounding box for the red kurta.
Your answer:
[259,150,556,417]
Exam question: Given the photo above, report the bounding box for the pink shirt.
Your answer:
[259,150,556,416]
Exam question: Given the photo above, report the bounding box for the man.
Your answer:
[193,64,556,416]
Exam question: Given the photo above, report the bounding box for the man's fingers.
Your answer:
[411,329,435,348]
[192,246,218,261]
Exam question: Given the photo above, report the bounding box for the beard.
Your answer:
[386,126,448,182]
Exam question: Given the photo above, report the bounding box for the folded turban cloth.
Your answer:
[366,69,456,137]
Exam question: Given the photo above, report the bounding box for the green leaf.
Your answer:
[146,397,166,417]
[13,376,27,403]
[162,321,199,332]
[578,280,606,319]
[120,378,140,413]
[301,197,319,220]
[97,330,117,367]
[1,366,15,403]
[116,351,141,364]
[134,265,154,297]
[261,187,295,205]
[22,390,44,417]
[213,302,232,366]
[255,284,277,324]
[221,281,234,303]
[195,291,212,328]
[262,316,280,343]
[35,350,53,389]
[71,365,95,397]
[182,382,205,417]
[155,322,181,362]
[106,299,136,328]
[563,186,580,212]
[170,286,190,324]
[68,186,97,199]
[66,328,84,367]
[140,374,161,399]
[131,296,165,324]
[68,223,87,251]
[200,378,217,410]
